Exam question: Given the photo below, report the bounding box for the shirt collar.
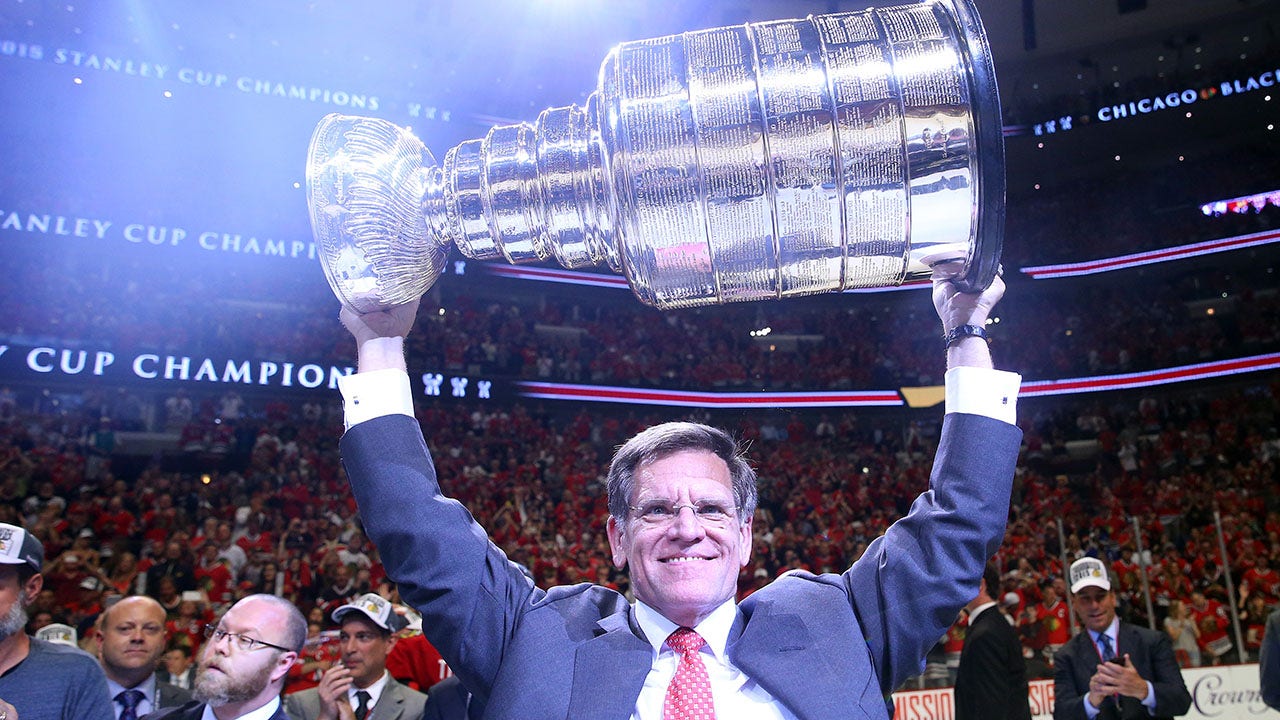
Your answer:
[1093,617,1121,648]
[967,601,999,623]
[201,695,281,720]
[634,598,739,662]
[349,670,391,706]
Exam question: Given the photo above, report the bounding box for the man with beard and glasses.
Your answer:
[0,523,113,720]
[146,594,306,720]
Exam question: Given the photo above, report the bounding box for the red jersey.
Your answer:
[1037,599,1071,646]
[386,633,452,692]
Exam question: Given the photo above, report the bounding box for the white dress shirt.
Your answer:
[348,670,391,714]
[200,695,281,720]
[630,599,797,720]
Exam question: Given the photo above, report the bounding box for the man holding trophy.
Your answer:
[310,2,1020,717]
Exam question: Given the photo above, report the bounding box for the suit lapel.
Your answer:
[731,597,869,720]
[567,609,652,720]
[371,681,403,720]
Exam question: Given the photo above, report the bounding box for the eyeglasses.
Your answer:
[203,624,291,653]
[629,500,738,528]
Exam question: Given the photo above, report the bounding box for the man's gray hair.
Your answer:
[606,421,757,522]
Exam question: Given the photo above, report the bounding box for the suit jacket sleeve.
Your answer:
[340,415,538,704]
[1052,637,1092,720]
[846,412,1022,692]
[282,688,319,720]
[1145,627,1192,716]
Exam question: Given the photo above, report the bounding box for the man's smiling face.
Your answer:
[607,449,752,628]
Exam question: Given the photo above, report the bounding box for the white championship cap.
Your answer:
[1069,557,1111,594]
[331,593,408,633]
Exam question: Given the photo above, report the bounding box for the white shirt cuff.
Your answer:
[944,367,1021,425]
[338,369,415,431]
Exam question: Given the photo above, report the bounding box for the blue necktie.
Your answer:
[1098,632,1115,662]
[115,689,144,720]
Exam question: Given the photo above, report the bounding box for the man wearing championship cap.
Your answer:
[1052,557,1191,720]
[284,593,428,720]
[0,523,113,720]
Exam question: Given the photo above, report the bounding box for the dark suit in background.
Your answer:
[1053,623,1191,720]
[154,681,193,712]
[1261,607,1280,710]
[156,666,197,691]
[955,604,1031,720]
[422,676,471,720]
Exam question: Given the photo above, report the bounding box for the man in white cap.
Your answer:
[0,522,114,720]
[284,593,427,720]
[1052,557,1190,720]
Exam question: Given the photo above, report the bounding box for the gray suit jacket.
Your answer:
[283,677,428,720]
[342,412,1020,720]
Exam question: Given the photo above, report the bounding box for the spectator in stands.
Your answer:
[146,540,197,598]
[1188,590,1234,664]
[1240,593,1271,662]
[0,523,113,719]
[164,389,195,432]
[1037,579,1073,658]
[1242,555,1280,606]
[1162,599,1200,668]
[96,595,192,717]
[157,643,198,691]
[146,593,305,720]
[284,593,428,720]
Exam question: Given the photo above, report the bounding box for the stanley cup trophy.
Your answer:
[306,0,1004,313]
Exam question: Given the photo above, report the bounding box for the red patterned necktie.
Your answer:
[664,627,717,720]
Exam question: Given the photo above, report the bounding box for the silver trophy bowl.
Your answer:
[307,0,1004,313]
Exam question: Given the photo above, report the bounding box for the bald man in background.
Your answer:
[97,595,192,718]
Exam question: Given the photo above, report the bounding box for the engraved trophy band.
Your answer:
[306,0,1004,313]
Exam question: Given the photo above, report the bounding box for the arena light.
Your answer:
[1199,188,1280,216]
